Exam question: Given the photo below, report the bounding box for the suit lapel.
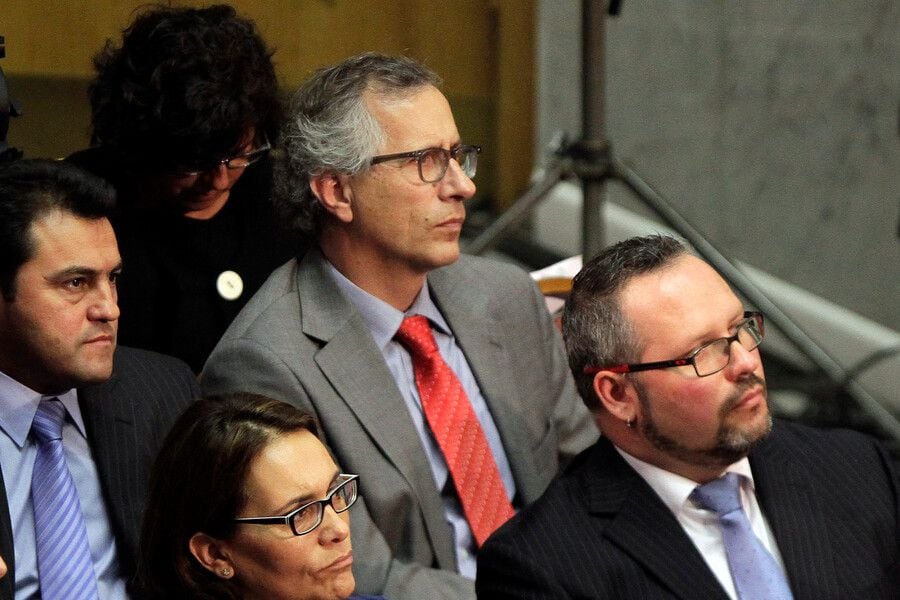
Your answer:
[78,372,130,496]
[78,358,141,570]
[750,425,840,598]
[297,251,456,568]
[428,264,546,501]
[588,439,729,600]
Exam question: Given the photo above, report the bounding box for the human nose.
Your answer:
[439,157,476,202]
[201,163,232,190]
[317,504,350,545]
[725,338,759,380]
[87,282,120,323]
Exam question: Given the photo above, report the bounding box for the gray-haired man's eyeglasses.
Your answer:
[370,144,480,183]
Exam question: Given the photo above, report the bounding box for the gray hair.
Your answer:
[275,52,441,236]
[562,234,689,411]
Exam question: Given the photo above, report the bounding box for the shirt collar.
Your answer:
[0,370,87,448]
[326,262,451,348]
[615,445,756,515]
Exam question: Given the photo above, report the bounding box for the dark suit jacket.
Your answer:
[0,346,198,600]
[476,421,900,599]
[202,249,599,599]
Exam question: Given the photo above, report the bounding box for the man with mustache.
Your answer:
[202,53,598,599]
[0,159,197,600]
[477,234,899,599]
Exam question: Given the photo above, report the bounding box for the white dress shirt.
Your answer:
[617,448,789,600]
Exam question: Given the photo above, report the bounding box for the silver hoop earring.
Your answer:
[626,418,636,429]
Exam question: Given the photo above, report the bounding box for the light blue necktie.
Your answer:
[691,473,794,600]
[30,398,100,600]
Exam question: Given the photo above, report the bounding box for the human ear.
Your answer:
[592,371,638,426]
[310,172,353,223]
[188,532,235,579]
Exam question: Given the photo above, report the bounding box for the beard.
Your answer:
[634,374,773,469]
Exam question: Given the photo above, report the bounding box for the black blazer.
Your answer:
[0,346,198,599]
[476,421,900,599]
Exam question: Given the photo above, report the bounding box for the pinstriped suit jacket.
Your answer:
[0,346,198,600]
[476,421,900,600]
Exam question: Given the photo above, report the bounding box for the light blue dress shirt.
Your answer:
[0,371,129,600]
[328,264,517,579]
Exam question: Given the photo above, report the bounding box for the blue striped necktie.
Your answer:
[30,398,100,599]
[691,473,793,600]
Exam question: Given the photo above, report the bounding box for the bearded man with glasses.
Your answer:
[202,52,598,600]
[477,234,899,600]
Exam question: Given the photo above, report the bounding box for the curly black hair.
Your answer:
[89,4,280,171]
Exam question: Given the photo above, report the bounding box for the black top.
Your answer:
[68,147,306,371]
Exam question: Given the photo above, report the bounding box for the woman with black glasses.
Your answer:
[139,393,383,600]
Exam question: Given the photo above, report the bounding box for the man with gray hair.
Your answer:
[476,234,899,599]
[201,53,597,598]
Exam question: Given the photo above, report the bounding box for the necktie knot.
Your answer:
[692,472,743,517]
[395,315,439,356]
[32,398,66,445]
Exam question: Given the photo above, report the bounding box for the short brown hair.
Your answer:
[563,234,688,410]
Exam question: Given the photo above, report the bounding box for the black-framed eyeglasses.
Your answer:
[584,311,765,378]
[370,144,481,183]
[172,139,272,177]
[233,473,359,536]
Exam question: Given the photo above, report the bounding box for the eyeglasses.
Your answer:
[233,473,359,536]
[172,139,272,177]
[370,144,481,183]
[584,311,765,378]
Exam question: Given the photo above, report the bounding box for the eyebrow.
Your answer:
[683,311,748,353]
[46,262,123,282]
[272,469,342,515]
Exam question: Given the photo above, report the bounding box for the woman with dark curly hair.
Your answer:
[69,4,305,372]
[140,393,385,599]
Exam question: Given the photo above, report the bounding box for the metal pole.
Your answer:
[580,0,608,259]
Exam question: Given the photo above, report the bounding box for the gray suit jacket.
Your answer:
[201,249,598,599]
[0,346,198,600]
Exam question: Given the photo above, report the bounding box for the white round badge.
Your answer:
[216,270,244,301]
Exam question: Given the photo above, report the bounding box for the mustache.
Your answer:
[720,374,767,413]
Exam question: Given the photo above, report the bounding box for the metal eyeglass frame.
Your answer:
[173,138,272,177]
[583,311,765,378]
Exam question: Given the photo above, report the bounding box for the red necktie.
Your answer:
[395,315,515,546]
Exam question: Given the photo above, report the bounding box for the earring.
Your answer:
[626,417,636,429]
[218,567,232,578]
